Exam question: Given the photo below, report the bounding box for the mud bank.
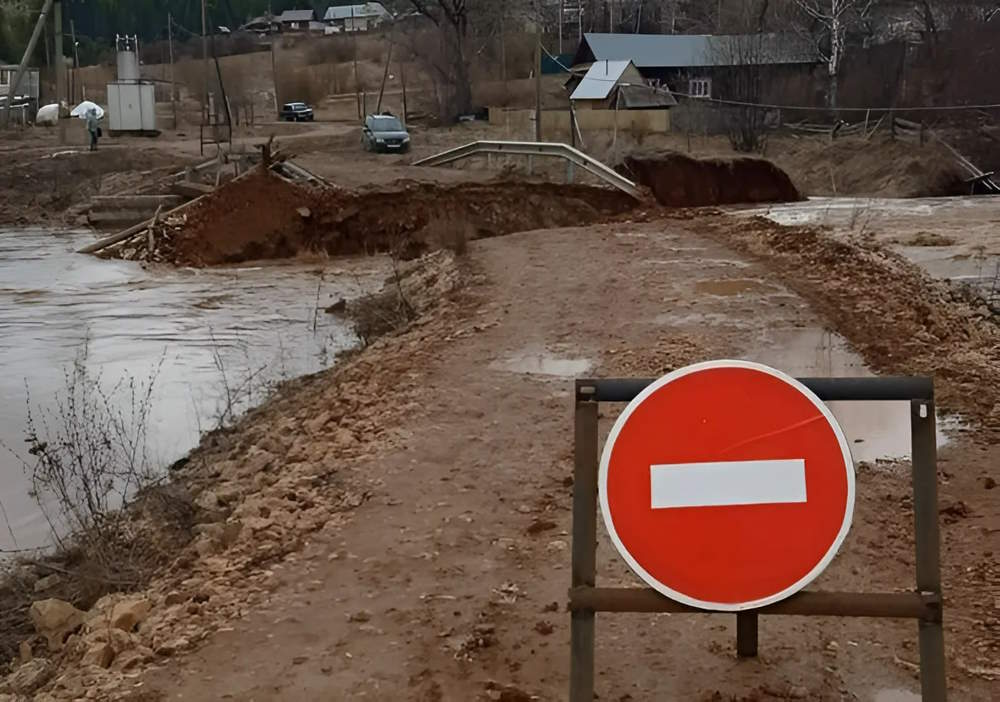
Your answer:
[102,172,640,266]
[0,251,467,700]
[621,151,801,207]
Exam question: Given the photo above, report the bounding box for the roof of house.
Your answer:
[570,60,632,100]
[574,33,818,69]
[277,9,317,23]
[324,3,391,21]
[619,84,678,108]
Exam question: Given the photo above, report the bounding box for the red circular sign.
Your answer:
[599,361,855,611]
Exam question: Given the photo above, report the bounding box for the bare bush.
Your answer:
[205,330,281,431]
[351,252,417,346]
[17,345,161,544]
[1,344,193,641]
[274,66,329,106]
[303,37,355,66]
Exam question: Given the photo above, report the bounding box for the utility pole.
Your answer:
[534,34,542,142]
[559,1,564,53]
[201,0,209,125]
[70,19,79,102]
[4,0,54,127]
[376,29,394,113]
[352,5,361,118]
[270,40,279,112]
[54,1,65,143]
[168,13,177,129]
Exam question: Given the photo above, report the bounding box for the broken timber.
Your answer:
[76,150,331,256]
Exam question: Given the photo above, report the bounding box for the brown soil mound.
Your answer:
[770,135,966,198]
[159,172,639,266]
[621,151,802,207]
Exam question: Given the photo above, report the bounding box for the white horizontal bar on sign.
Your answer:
[649,459,807,509]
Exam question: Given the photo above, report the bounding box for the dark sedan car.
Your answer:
[362,114,410,153]
[280,102,314,122]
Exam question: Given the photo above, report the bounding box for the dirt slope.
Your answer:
[131,172,641,266]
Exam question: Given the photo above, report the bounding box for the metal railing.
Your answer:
[413,140,641,199]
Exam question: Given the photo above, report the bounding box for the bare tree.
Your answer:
[407,0,474,117]
[788,0,878,108]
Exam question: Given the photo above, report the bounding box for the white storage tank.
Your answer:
[115,35,141,81]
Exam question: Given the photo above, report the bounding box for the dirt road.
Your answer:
[139,219,997,701]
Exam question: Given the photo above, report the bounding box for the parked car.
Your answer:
[362,113,410,153]
[280,102,314,122]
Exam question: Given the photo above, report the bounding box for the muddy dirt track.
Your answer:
[125,216,999,702]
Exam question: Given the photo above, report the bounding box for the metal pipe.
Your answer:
[569,588,941,620]
[569,401,599,701]
[911,400,948,700]
[736,612,758,657]
[576,376,935,403]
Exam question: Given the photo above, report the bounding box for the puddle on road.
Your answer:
[873,690,920,702]
[494,351,593,378]
[694,278,777,296]
[743,327,957,463]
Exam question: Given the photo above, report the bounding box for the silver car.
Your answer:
[362,114,410,153]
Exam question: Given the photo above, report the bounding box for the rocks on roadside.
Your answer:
[109,597,152,632]
[29,599,85,651]
[81,641,115,669]
[2,658,54,695]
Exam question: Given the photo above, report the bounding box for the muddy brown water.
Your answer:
[0,229,385,551]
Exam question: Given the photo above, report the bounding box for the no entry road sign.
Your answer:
[599,360,855,611]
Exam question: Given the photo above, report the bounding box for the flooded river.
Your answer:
[0,229,385,551]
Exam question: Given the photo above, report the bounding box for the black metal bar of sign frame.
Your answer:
[576,376,935,403]
[569,376,946,702]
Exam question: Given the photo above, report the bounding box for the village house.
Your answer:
[324,3,392,33]
[570,32,819,103]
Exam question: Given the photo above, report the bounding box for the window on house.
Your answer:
[689,78,712,99]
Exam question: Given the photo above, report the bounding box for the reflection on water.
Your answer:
[494,350,593,378]
[873,690,920,702]
[744,327,958,463]
[0,229,385,550]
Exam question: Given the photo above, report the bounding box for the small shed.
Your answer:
[569,60,676,110]
[0,65,40,101]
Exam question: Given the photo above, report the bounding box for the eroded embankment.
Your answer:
[103,172,640,266]
[621,151,802,207]
[0,251,467,700]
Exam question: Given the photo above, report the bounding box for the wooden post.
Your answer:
[376,29,394,114]
[201,0,209,125]
[569,397,599,701]
[534,35,542,142]
[168,13,177,129]
[352,5,361,118]
[736,612,759,657]
[270,40,279,113]
[400,57,408,124]
[69,19,79,103]
[54,1,65,144]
